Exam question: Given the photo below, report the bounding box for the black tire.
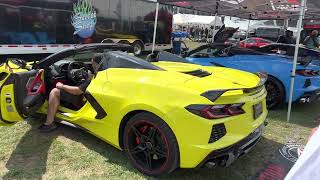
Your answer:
[118,40,130,45]
[123,112,179,177]
[132,41,143,56]
[265,76,285,109]
[102,39,114,43]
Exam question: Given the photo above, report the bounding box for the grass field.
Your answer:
[0,101,319,180]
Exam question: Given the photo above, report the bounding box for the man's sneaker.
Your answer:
[38,123,58,133]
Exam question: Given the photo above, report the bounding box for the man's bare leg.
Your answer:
[45,88,60,125]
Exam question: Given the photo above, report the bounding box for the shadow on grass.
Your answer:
[3,119,58,180]
[3,119,293,180]
[268,101,320,128]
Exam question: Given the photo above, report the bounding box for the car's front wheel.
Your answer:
[265,76,285,109]
[123,112,179,177]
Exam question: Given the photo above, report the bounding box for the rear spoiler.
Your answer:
[201,72,268,102]
[300,57,320,67]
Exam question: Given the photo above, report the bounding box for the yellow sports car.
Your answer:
[0,44,268,176]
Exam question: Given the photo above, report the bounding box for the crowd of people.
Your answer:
[270,29,320,50]
[175,25,217,42]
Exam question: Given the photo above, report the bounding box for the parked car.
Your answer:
[239,37,273,49]
[253,27,285,42]
[182,43,320,109]
[0,44,268,176]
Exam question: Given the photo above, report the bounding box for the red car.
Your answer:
[239,37,273,49]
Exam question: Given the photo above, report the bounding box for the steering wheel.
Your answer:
[67,62,89,83]
[218,47,232,56]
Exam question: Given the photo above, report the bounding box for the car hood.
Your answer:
[152,61,261,92]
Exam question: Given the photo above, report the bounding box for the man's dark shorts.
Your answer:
[60,79,91,105]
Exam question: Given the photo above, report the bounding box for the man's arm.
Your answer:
[302,36,310,45]
[315,38,320,47]
[277,36,284,43]
[59,85,83,95]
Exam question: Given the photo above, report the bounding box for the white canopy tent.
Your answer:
[173,13,195,25]
[173,13,223,27]
[223,17,265,30]
[187,15,223,27]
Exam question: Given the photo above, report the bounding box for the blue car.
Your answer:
[183,44,320,109]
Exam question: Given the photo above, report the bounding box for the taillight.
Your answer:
[296,69,319,76]
[185,103,245,119]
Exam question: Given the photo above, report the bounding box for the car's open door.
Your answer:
[0,62,45,126]
[0,68,25,125]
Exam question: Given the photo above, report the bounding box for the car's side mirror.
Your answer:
[6,58,28,70]
[12,58,27,68]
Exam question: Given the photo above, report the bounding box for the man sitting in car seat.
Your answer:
[38,53,103,132]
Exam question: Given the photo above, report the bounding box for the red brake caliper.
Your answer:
[135,125,148,144]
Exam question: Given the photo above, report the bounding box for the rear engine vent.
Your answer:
[303,79,311,88]
[183,69,211,77]
[0,72,8,81]
[244,85,264,95]
[209,124,226,143]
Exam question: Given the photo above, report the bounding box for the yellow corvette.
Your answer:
[0,44,267,176]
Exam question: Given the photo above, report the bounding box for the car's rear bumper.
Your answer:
[298,89,320,103]
[288,76,320,102]
[170,91,268,168]
[196,123,266,168]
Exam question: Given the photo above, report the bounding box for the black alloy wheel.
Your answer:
[265,76,285,109]
[123,112,179,176]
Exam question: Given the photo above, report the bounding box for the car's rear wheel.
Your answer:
[265,76,285,109]
[123,112,179,177]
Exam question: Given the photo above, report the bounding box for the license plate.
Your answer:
[253,102,263,119]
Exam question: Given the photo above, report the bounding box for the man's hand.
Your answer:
[56,82,64,89]
[55,82,83,95]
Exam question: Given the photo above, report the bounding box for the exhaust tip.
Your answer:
[299,97,310,103]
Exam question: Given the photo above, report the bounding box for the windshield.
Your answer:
[99,51,163,71]
[34,45,133,69]
[188,44,227,57]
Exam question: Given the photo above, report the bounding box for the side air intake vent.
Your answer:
[209,124,226,143]
[0,72,8,81]
[183,69,211,77]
